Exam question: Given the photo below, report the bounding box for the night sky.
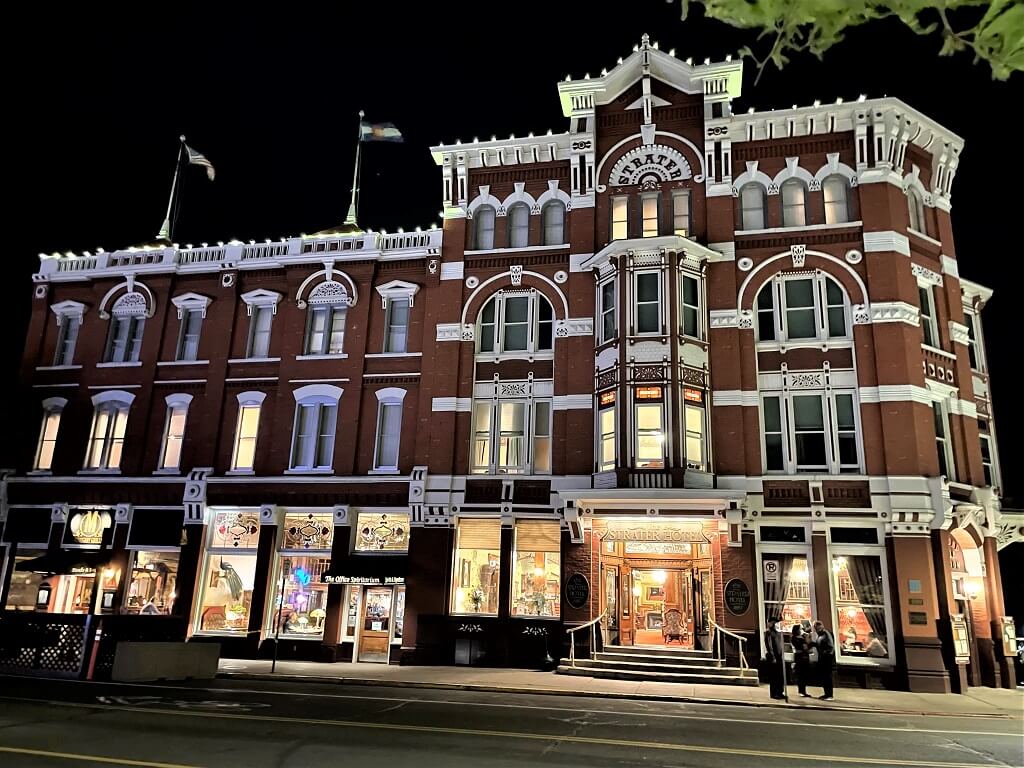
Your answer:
[9,5,1022,511]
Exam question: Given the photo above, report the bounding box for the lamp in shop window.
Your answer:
[832,556,847,574]
[651,570,667,585]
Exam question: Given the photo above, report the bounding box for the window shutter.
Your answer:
[457,518,501,549]
[515,520,560,552]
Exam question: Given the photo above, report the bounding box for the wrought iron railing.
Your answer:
[710,618,750,675]
[566,612,605,667]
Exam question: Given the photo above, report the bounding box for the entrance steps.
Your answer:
[558,645,758,687]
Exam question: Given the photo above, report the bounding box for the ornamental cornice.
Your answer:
[870,301,920,327]
[949,321,970,346]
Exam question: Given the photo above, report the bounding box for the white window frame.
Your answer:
[104,315,145,364]
[932,399,953,481]
[640,192,660,237]
[288,384,342,473]
[679,273,702,340]
[611,195,629,240]
[633,398,666,469]
[470,398,552,476]
[231,391,266,473]
[632,270,663,336]
[507,202,530,248]
[598,402,616,472]
[683,401,706,470]
[826,539,896,668]
[474,204,496,250]
[759,390,863,475]
[780,178,808,228]
[979,429,999,490]
[672,190,691,236]
[171,293,211,362]
[158,393,193,473]
[372,388,407,472]
[304,304,347,356]
[376,280,419,354]
[33,397,67,472]
[50,301,86,367]
[598,278,617,344]
[739,183,766,231]
[755,533,815,658]
[755,274,851,345]
[918,283,940,350]
[963,311,986,373]
[541,200,566,245]
[240,289,282,359]
[475,290,554,357]
[84,390,135,472]
[822,174,851,224]
[907,186,926,234]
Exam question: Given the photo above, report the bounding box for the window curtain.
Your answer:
[763,553,794,614]
[848,555,885,638]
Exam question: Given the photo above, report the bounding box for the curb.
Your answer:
[216,671,1018,719]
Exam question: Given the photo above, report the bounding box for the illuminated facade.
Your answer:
[2,36,1020,692]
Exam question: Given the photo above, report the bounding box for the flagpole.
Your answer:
[157,136,186,241]
[343,111,364,228]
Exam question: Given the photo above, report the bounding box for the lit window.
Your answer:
[599,401,616,471]
[762,555,811,628]
[533,401,552,474]
[511,520,560,618]
[781,179,807,227]
[672,190,690,236]
[384,298,410,353]
[176,308,204,361]
[477,291,554,355]
[684,403,705,469]
[600,280,616,343]
[290,404,337,471]
[231,392,265,472]
[268,556,330,638]
[635,400,665,469]
[641,193,659,237]
[474,204,496,249]
[739,183,765,230]
[471,398,552,475]
[542,201,565,245]
[832,555,890,662]
[85,394,132,470]
[195,512,260,634]
[373,388,406,471]
[471,402,491,472]
[907,186,926,234]
[124,551,179,615]
[635,272,661,334]
[507,202,530,248]
[34,397,66,471]
[681,275,700,338]
[159,394,192,471]
[611,196,628,240]
[822,174,850,224]
[918,285,939,348]
[451,518,501,615]
[355,512,410,552]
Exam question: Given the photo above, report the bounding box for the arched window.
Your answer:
[907,187,926,234]
[507,203,530,248]
[739,183,766,230]
[303,281,349,356]
[85,391,135,471]
[104,292,147,364]
[541,201,565,245]
[781,179,808,228]
[755,274,849,343]
[477,290,554,354]
[474,205,496,250]
[822,175,851,224]
[289,385,342,471]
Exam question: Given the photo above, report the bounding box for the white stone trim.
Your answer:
[374,387,408,403]
[870,301,920,326]
[949,321,970,346]
[707,242,736,261]
[49,300,87,324]
[732,161,774,194]
[911,263,943,287]
[236,391,268,406]
[863,231,910,257]
[431,397,472,412]
[239,289,283,316]
[295,267,358,308]
[939,255,959,279]
[569,253,593,273]
[436,322,473,342]
[948,399,977,418]
[813,154,858,185]
[375,279,420,308]
[440,262,464,281]
[553,394,592,410]
[712,390,760,407]
[858,385,933,405]
[292,384,343,402]
[709,309,742,329]
[91,389,136,406]
[772,157,816,190]
[171,292,212,319]
[41,396,68,410]
[555,317,594,337]
[164,393,194,408]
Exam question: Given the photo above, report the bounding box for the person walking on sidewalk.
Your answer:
[813,620,835,700]
[791,624,812,697]
[764,616,786,699]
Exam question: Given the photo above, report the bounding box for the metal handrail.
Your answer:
[566,612,606,667]
[709,619,749,674]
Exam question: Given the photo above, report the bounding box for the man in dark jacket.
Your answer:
[813,620,835,700]
[764,616,786,699]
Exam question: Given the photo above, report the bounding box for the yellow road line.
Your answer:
[3,698,1009,768]
[0,746,201,768]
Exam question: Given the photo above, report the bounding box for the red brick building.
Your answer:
[2,37,1019,692]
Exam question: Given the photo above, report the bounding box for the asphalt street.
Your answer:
[0,676,1020,768]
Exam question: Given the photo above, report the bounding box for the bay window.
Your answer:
[451,518,501,615]
[598,396,616,472]
[681,275,700,338]
[600,280,617,343]
[672,190,690,236]
[684,398,706,470]
[195,511,260,634]
[611,196,628,240]
[471,398,552,475]
[159,394,192,472]
[34,397,65,472]
[755,274,850,343]
[760,391,862,474]
[289,385,341,472]
[477,290,553,355]
[831,552,892,664]
[635,395,665,469]
[85,393,133,470]
[511,520,561,618]
[635,272,661,334]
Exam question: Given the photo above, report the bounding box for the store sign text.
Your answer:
[604,525,708,543]
[321,575,404,585]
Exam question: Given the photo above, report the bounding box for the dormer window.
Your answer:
[477,290,553,355]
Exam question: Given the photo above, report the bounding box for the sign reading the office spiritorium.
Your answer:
[321,575,404,585]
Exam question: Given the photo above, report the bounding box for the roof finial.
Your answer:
[640,33,650,49]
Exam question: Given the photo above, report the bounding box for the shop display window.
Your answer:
[124,551,179,615]
[268,556,330,638]
[4,550,47,611]
[451,519,501,615]
[762,555,812,627]
[354,512,410,552]
[832,555,890,661]
[511,521,560,618]
[196,553,258,633]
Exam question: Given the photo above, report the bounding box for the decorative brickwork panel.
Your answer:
[763,480,811,508]
[513,480,551,506]
[822,481,872,508]
[464,479,503,504]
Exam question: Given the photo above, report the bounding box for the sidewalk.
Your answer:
[217,659,1024,718]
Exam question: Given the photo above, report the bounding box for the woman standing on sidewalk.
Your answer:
[791,624,812,697]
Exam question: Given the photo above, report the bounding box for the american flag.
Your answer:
[185,144,216,181]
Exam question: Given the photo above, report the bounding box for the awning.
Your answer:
[15,549,111,575]
[321,555,406,585]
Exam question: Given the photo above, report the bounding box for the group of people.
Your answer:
[764,616,835,701]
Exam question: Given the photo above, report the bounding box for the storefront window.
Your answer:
[125,551,179,614]
[4,550,47,611]
[762,555,812,627]
[451,518,501,615]
[832,555,890,661]
[283,513,333,551]
[354,512,410,552]
[393,586,406,640]
[268,556,330,638]
[343,586,361,638]
[511,521,560,618]
[196,553,258,633]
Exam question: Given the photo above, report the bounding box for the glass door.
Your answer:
[357,586,393,663]
[603,566,619,646]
